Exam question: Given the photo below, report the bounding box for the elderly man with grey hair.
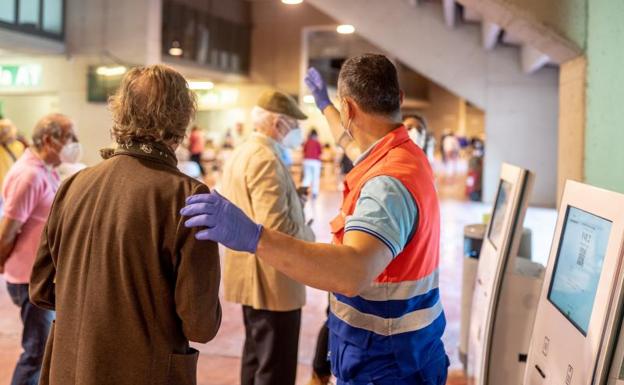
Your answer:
[220,90,315,385]
[0,113,76,385]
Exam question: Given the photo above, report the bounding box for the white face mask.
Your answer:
[60,142,83,164]
[282,128,303,149]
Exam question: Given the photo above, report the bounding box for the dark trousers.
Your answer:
[190,153,205,176]
[312,307,331,377]
[7,283,54,385]
[241,306,301,385]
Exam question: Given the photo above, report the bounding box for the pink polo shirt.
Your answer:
[2,149,59,284]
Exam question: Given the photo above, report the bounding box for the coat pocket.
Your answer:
[167,348,199,385]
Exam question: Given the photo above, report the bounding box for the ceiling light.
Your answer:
[336,24,355,34]
[169,41,183,56]
[188,81,214,90]
[303,95,315,104]
[95,65,127,77]
[282,0,303,4]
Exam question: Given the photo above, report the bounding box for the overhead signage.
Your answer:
[0,64,43,89]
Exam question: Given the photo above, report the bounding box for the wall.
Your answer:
[250,1,335,95]
[0,55,115,166]
[557,57,586,203]
[0,94,60,137]
[421,83,464,142]
[584,0,624,193]
[65,0,161,64]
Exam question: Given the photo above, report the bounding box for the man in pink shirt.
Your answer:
[0,113,76,385]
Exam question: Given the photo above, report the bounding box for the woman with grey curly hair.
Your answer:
[109,65,196,145]
[29,64,222,385]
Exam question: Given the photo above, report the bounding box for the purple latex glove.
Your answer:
[304,67,333,112]
[181,191,263,253]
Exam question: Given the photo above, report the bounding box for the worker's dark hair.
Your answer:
[309,129,318,137]
[338,54,401,117]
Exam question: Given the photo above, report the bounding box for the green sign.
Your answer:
[0,64,43,88]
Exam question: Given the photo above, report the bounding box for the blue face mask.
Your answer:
[281,127,303,149]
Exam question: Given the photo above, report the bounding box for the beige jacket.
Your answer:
[221,133,314,311]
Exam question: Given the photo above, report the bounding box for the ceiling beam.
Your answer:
[442,0,457,27]
[521,44,551,74]
[455,0,581,63]
[482,20,501,50]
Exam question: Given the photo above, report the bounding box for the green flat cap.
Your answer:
[257,90,307,120]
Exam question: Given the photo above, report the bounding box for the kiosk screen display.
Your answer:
[548,207,612,335]
[488,180,512,249]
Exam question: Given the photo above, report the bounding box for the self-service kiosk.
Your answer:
[459,226,534,369]
[524,181,624,385]
[467,163,545,385]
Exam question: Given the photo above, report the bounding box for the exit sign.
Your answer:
[0,64,43,88]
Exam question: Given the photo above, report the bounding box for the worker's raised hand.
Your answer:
[304,67,332,112]
[181,191,263,253]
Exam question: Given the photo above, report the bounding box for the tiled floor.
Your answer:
[0,173,557,385]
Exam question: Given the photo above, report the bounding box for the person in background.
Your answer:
[222,131,235,149]
[302,129,322,199]
[181,54,448,385]
[218,90,314,385]
[0,119,25,200]
[442,131,460,179]
[29,65,222,385]
[0,113,76,385]
[233,122,247,146]
[55,133,85,181]
[188,125,205,176]
[403,114,435,163]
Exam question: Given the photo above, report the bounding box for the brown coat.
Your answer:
[29,142,222,385]
[221,133,314,311]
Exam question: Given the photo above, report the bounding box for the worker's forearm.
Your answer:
[322,106,361,161]
[256,228,368,296]
[323,105,344,143]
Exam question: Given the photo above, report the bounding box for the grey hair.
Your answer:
[32,114,72,149]
[251,106,281,132]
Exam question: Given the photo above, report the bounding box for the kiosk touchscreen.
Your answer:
[524,181,624,385]
[467,163,536,385]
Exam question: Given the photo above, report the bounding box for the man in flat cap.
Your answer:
[220,90,315,385]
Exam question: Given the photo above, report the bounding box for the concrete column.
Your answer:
[557,56,586,204]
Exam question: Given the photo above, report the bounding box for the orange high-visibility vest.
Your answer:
[328,125,445,381]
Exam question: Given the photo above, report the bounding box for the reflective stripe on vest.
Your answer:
[330,293,443,336]
[359,269,439,301]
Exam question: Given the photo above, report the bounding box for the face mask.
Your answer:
[60,142,83,164]
[282,128,303,149]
